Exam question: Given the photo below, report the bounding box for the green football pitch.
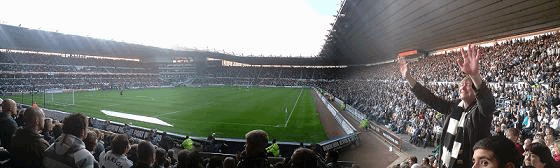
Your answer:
[3,87,328,142]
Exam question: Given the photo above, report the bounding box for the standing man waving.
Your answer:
[399,44,495,168]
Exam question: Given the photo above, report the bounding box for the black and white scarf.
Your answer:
[440,101,472,168]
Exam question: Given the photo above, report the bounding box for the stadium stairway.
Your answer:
[336,106,435,167]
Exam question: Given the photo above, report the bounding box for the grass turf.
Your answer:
[3,87,328,143]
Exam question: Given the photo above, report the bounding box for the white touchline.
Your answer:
[101,110,173,127]
[284,88,304,127]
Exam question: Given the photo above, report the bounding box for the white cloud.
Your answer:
[0,0,335,57]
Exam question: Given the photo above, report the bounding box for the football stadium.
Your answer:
[1,0,560,167]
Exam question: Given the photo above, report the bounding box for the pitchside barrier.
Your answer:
[313,88,356,134]
[331,96,404,150]
[311,88,361,157]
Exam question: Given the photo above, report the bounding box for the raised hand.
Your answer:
[457,44,481,76]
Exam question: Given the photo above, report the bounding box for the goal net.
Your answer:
[45,89,75,107]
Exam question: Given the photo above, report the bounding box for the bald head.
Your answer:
[1,99,17,116]
[245,130,268,155]
[23,107,45,131]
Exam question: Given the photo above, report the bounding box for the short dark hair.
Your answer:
[473,136,522,168]
[507,128,520,137]
[291,148,317,168]
[177,150,202,168]
[111,134,129,155]
[85,131,97,152]
[155,147,167,166]
[127,144,139,163]
[245,130,268,147]
[137,140,155,162]
[62,113,88,137]
[526,142,555,168]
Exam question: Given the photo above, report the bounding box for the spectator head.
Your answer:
[459,77,476,103]
[85,131,97,152]
[127,144,139,163]
[422,157,429,166]
[472,136,522,168]
[524,138,533,150]
[23,106,45,132]
[155,147,167,167]
[272,138,276,143]
[95,129,103,141]
[177,150,203,168]
[62,113,88,140]
[44,118,53,132]
[111,134,130,155]
[1,99,17,116]
[524,143,555,168]
[505,128,520,143]
[167,149,177,165]
[137,140,156,166]
[554,140,560,155]
[407,156,418,166]
[290,148,317,168]
[244,130,268,156]
[223,157,236,168]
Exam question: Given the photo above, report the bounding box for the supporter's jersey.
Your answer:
[99,150,133,168]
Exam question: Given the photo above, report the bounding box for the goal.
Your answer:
[45,89,75,107]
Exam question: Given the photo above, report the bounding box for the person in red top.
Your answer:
[553,139,560,166]
[505,128,524,154]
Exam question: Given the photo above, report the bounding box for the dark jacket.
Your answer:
[411,81,495,168]
[0,112,17,150]
[236,151,270,168]
[131,162,153,168]
[10,127,50,168]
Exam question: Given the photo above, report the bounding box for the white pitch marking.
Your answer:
[284,88,304,127]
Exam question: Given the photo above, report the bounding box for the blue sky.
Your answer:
[307,0,340,16]
[0,0,340,57]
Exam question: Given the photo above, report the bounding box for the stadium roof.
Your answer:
[2,0,560,66]
[0,23,335,65]
[320,0,560,65]
[0,24,180,62]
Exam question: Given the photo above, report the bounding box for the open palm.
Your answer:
[457,44,481,76]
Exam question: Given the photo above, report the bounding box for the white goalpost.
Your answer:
[46,88,75,106]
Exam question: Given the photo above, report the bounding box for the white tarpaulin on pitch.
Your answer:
[101,110,173,127]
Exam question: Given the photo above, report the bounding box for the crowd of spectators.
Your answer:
[318,32,560,167]
[0,98,347,168]
[0,51,162,94]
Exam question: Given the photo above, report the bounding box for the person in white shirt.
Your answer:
[549,112,560,131]
[99,134,133,168]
